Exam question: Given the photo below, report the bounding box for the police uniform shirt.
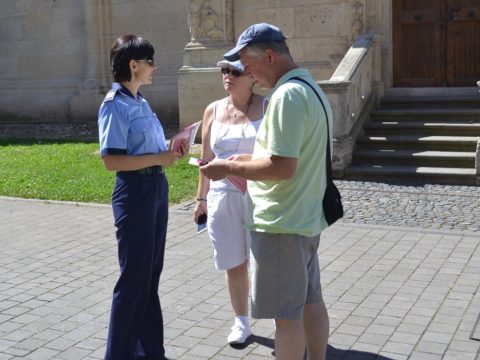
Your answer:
[98,83,168,157]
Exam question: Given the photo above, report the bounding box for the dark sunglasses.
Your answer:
[220,67,243,77]
[136,59,155,66]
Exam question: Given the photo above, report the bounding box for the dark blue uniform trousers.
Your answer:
[105,171,168,360]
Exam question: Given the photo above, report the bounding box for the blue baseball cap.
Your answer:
[224,23,285,61]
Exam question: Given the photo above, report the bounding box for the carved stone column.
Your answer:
[183,0,234,66]
[187,0,233,49]
[179,0,234,128]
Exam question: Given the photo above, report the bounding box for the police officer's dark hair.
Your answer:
[110,34,154,83]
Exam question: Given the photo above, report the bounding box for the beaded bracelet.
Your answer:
[197,198,207,202]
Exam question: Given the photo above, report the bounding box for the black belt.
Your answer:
[135,166,164,174]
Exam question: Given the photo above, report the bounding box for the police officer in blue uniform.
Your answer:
[98,34,186,360]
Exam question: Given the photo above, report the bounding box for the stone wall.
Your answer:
[0,0,190,133]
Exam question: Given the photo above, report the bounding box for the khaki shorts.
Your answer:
[250,232,322,320]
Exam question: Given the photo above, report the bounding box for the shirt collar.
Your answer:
[267,68,310,99]
[112,82,143,100]
[119,85,136,99]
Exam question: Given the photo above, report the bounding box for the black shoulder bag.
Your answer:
[289,77,344,226]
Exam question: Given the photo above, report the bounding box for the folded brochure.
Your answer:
[189,157,247,194]
[169,121,201,153]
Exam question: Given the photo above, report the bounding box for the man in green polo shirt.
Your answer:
[200,23,331,360]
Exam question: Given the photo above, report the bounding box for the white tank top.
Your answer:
[209,98,266,191]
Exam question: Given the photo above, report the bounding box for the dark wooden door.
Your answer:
[447,0,480,86]
[394,0,480,87]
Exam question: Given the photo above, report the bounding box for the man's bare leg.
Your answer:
[274,318,305,360]
[303,300,329,360]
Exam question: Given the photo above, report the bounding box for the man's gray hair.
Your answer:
[244,40,291,58]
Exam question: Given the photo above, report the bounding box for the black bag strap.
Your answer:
[288,76,333,183]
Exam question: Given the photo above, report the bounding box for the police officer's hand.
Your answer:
[178,139,190,158]
[161,150,181,166]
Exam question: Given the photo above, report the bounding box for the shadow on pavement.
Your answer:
[230,336,394,359]
[229,334,274,350]
[327,344,394,359]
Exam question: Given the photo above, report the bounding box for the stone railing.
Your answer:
[319,33,383,176]
[476,139,480,185]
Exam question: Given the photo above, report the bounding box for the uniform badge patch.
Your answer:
[104,89,118,102]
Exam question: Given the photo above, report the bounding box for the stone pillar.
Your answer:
[69,0,113,122]
[320,81,356,174]
[351,0,366,41]
[178,0,234,128]
[371,34,385,103]
[366,0,392,90]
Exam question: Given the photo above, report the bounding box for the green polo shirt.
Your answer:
[247,68,332,237]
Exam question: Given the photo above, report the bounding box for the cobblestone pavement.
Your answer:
[335,181,480,232]
[175,180,480,232]
[0,181,479,360]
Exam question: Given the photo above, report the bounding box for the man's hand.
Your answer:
[200,160,229,180]
[228,153,252,162]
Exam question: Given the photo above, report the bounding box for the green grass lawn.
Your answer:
[0,140,199,204]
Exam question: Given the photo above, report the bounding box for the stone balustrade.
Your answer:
[319,33,383,175]
[476,139,480,185]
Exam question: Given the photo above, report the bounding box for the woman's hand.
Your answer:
[194,201,208,223]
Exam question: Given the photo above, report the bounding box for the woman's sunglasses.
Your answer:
[137,59,155,66]
[220,67,243,77]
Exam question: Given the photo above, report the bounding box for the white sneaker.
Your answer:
[227,323,251,344]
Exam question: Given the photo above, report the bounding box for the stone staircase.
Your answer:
[345,95,480,185]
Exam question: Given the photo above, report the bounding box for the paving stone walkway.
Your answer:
[0,180,479,359]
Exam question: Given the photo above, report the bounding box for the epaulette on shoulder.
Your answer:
[103,88,119,102]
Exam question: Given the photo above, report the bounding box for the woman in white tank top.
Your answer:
[194,59,267,345]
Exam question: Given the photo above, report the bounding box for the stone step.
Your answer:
[380,95,480,109]
[357,135,478,152]
[352,149,475,168]
[346,95,480,185]
[371,108,480,121]
[344,164,477,185]
[364,120,480,136]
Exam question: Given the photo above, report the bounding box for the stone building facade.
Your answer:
[0,0,389,133]
[2,1,478,179]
